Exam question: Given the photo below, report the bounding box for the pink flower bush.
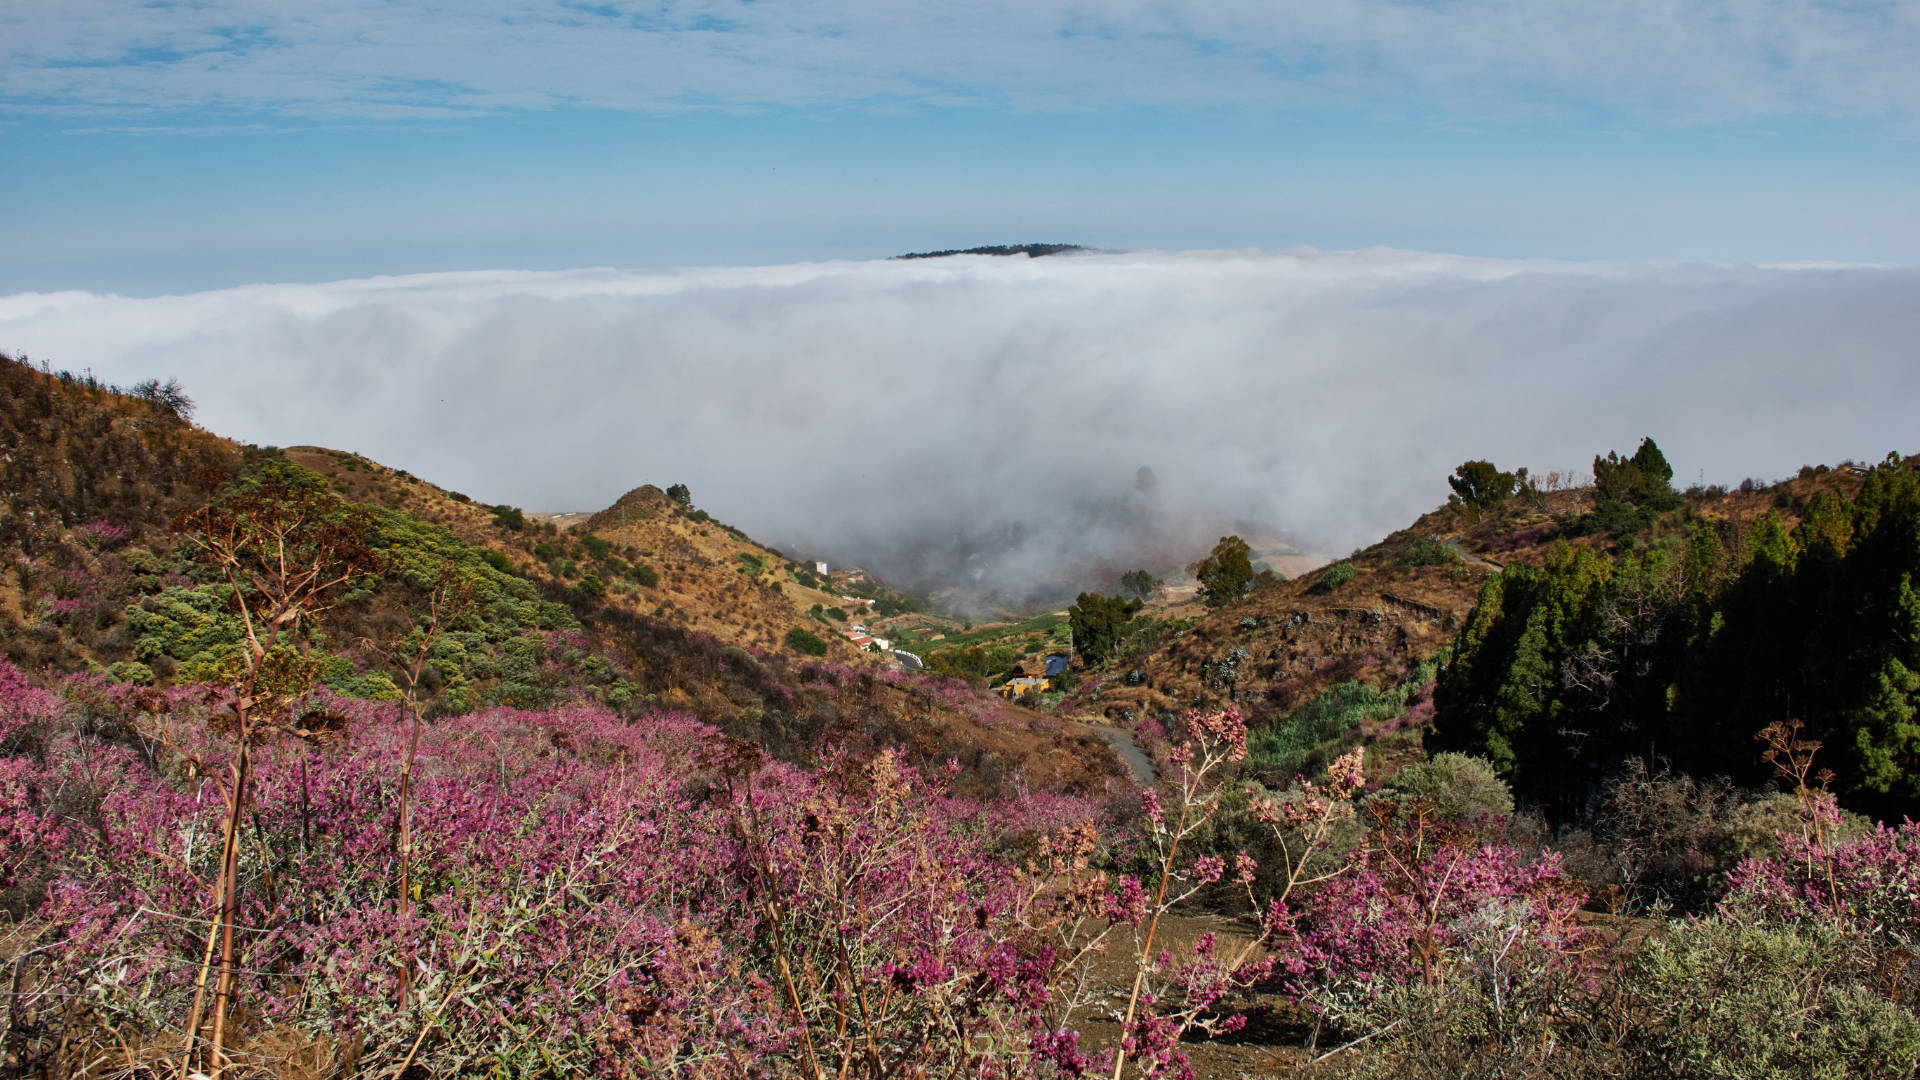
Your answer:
[1724,791,1920,949]
[0,660,1144,1076]
[26,659,1883,1078]
[1259,803,1597,1039]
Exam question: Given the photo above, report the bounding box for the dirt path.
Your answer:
[1096,724,1157,786]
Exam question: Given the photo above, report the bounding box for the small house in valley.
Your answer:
[997,676,1050,700]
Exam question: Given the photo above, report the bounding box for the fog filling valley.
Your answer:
[4,249,1916,611]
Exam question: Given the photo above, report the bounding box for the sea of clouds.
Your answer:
[3,249,1915,607]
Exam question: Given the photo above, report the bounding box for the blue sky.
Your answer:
[6,0,1920,294]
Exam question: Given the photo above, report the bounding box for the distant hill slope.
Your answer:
[0,353,1119,796]
[1070,465,1883,788]
[282,450,874,665]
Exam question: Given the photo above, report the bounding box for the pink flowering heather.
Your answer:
[1724,792,1920,946]
[1262,809,1594,1012]
[72,520,130,549]
[0,660,1136,1077]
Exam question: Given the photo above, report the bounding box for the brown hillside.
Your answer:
[271,450,1120,793]
[282,452,878,666]
[0,356,239,555]
[0,356,1120,795]
[0,354,242,670]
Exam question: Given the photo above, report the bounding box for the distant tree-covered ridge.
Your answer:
[893,243,1089,259]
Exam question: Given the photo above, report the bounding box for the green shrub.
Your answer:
[490,504,525,531]
[1250,654,1443,782]
[1397,538,1461,568]
[1191,535,1253,608]
[1319,561,1357,591]
[1383,752,1513,820]
[1724,790,1871,864]
[479,549,513,574]
[1634,914,1920,1079]
[1067,591,1141,664]
[630,563,659,588]
[786,627,829,656]
[104,661,154,685]
[127,584,244,663]
[580,534,612,560]
[577,574,606,600]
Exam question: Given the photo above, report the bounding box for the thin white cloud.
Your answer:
[4,1,1917,123]
[3,249,1915,607]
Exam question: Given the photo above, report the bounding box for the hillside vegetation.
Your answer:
[1435,452,1920,821]
[1065,447,1911,817]
[0,353,1117,796]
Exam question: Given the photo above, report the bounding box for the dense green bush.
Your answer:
[127,584,244,665]
[786,627,829,656]
[1633,914,1920,1079]
[1067,591,1141,664]
[1382,752,1513,820]
[1447,459,1519,521]
[1192,535,1254,607]
[1397,538,1461,568]
[1319,561,1357,591]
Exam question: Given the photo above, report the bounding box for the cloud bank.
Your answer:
[8,0,1918,124]
[3,249,1916,608]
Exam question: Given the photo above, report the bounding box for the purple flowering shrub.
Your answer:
[1264,805,1594,1005]
[3,660,1162,1077]
[1614,793,1920,1079]
[12,653,1918,1079]
[1720,790,1920,1002]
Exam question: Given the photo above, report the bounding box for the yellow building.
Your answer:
[997,676,1051,700]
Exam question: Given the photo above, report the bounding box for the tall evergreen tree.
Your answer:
[1191,535,1254,608]
[1068,592,1142,664]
